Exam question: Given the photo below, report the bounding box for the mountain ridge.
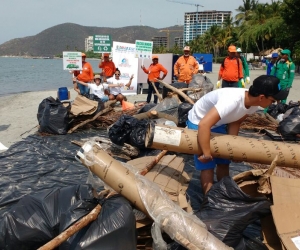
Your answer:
[0,23,183,57]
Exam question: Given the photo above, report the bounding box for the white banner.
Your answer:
[112,41,138,96]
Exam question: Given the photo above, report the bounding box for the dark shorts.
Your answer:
[186,120,231,170]
[222,80,239,88]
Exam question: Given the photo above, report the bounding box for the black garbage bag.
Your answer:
[278,106,300,137]
[178,102,193,127]
[87,94,105,114]
[130,119,149,148]
[0,185,94,249]
[108,115,139,145]
[60,195,136,250]
[267,103,288,118]
[37,97,70,134]
[109,115,149,148]
[194,177,271,249]
[0,184,136,250]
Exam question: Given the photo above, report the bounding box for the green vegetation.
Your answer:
[155,0,300,64]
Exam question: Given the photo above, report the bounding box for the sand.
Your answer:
[0,64,299,150]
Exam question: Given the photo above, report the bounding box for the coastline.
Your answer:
[0,89,147,149]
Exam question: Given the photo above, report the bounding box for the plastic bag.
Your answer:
[162,82,187,102]
[278,106,300,137]
[267,103,288,118]
[195,176,271,249]
[0,185,136,250]
[109,115,149,147]
[177,102,193,127]
[37,97,70,134]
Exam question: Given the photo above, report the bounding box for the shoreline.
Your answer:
[0,89,147,149]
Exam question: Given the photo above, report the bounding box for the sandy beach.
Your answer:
[1,63,299,150]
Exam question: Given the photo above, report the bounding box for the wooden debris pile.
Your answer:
[240,112,279,131]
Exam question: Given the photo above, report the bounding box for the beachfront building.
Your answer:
[151,36,168,48]
[175,37,184,49]
[184,10,231,43]
[85,36,94,52]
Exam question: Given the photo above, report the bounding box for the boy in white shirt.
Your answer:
[187,75,289,194]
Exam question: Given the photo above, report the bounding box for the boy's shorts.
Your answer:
[186,120,231,170]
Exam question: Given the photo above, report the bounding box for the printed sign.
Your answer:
[93,35,112,53]
[62,51,82,70]
[112,41,138,96]
[135,40,153,59]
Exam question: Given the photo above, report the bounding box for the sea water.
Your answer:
[0,57,101,96]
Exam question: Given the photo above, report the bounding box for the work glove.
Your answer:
[241,79,245,88]
[216,80,221,89]
[246,77,250,84]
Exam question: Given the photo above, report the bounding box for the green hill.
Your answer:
[0,23,183,57]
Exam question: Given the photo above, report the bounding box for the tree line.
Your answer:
[153,0,300,64]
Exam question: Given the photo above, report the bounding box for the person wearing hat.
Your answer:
[98,53,116,79]
[266,53,279,75]
[174,46,199,84]
[270,49,295,103]
[217,45,244,88]
[236,48,250,87]
[187,75,289,194]
[141,55,168,104]
[76,74,109,102]
[73,53,94,95]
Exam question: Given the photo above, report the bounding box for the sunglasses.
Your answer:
[115,74,120,76]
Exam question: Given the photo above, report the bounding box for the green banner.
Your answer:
[93,35,112,53]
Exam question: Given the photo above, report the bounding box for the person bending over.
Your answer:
[187,75,289,194]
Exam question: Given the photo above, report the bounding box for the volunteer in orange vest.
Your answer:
[174,46,199,84]
[141,55,168,104]
[73,53,94,95]
[217,45,244,88]
[98,53,116,79]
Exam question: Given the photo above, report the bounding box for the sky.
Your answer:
[0,0,272,45]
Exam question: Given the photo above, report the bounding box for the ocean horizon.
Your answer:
[0,57,101,97]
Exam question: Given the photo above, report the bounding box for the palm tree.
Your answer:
[235,0,258,25]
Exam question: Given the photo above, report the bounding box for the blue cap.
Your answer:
[272,53,278,58]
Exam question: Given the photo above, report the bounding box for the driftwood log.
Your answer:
[133,110,178,125]
[156,79,195,105]
[38,204,102,250]
[150,81,163,102]
[139,150,168,176]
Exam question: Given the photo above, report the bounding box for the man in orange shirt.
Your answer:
[217,46,244,88]
[98,53,116,79]
[142,55,168,104]
[174,46,199,84]
[73,53,94,95]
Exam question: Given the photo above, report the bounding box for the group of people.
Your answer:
[72,53,133,104]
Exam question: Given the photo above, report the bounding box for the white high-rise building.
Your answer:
[85,36,94,52]
[184,10,231,43]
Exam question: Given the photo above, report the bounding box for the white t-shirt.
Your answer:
[188,88,258,128]
[87,83,108,98]
[109,78,126,95]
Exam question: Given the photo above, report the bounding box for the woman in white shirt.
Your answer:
[108,68,134,104]
[76,75,109,102]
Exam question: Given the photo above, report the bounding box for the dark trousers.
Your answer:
[147,80,160,104]
[222,79,239,88]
